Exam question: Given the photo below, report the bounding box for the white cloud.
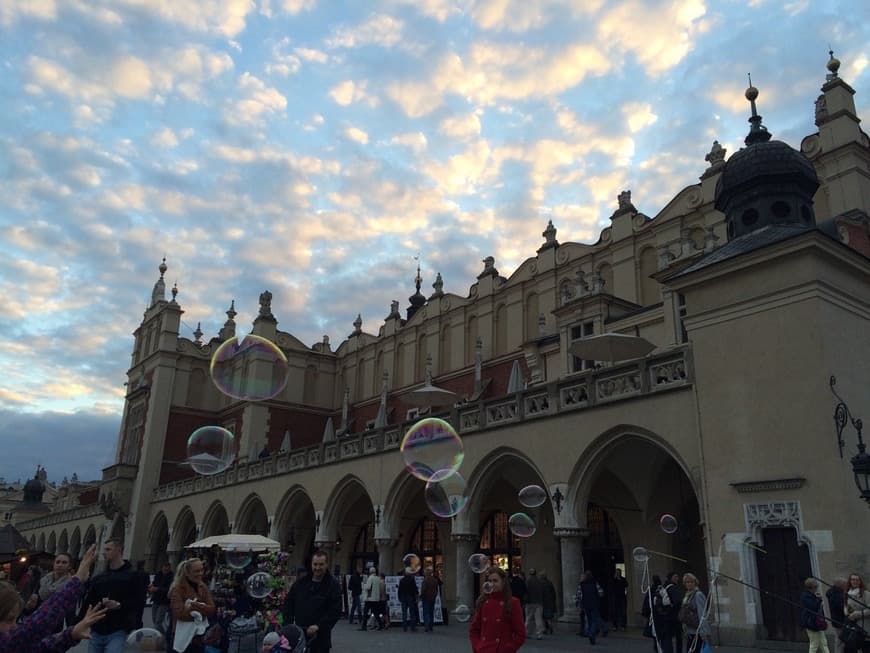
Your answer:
[391,132,428,153]
[327,14,404,49]
[151,127,179,148]
[224,73,287,126]
[328,79,376,106]
[622,102,658,133]
[344,126,369,144]
[0,0,56,25]
[116,0,256,38]
[295,47,329,63]
[439,112,481,140]
[266,37,302,77]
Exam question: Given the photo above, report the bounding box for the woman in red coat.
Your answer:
[470,566,526,653]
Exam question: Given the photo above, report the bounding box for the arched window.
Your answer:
[395,343,406,387]
[303,365,318,405]
[477,511,522,572]
[466,316,478,364]
[440,327,451,374]
[416,335,428,382]
[639,247,660,305]
[597,263,613,295]
[407,517,444,578]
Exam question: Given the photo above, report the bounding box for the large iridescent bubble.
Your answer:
[210,334,289,401]
[187,426,235,475]
[400,418,464,481]
[424,469,468,518]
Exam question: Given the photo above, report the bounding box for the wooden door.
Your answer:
[755,527,812,641]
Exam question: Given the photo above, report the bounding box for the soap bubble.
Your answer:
[124,628,166,651]
[482,581,494,594]
[468,553,489,574]
[401,418,464,481]
[225,551,252,570]
[518,485,547,508]
[660,514,678,534]
[186,426,235,476]
[245,571,273,599]
[210,334,289,402]
[508,513,536,538]
[424,469,468,518]
[403,553,421,574]
[632,546,650,563]
[453,604,471,623]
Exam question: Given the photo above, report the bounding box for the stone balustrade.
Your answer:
[151,345,692,503]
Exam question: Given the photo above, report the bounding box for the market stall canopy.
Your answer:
[185,534,280,552]
[568,333,656,362]
[0,524,30,562]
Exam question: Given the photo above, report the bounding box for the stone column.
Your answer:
[375,538,396,575]
[452,533,477,610]
[556,528,586,622]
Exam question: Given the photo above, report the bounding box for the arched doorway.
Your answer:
[406,516,443,577]
[37,533,46,553]
[58,530,69,555]
[170,508,198,559]
[83,525,97,551]
[235,495,269,536]
[46,532,56,554]
[147,513,170,571]
[350,521,378,574]
[477,511,522,572]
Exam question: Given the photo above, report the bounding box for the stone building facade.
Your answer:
[17,56,870,647]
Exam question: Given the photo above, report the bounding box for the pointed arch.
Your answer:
[321,474,375,541]
[58,530,69,555]
[201,501,230,539]
[147,512,170,571]
[234,494,269,536]
[38,532,46,552]
[69,527,82,561]
[170,506,198,551]
[46,531,57,554]
[83,524,97,551]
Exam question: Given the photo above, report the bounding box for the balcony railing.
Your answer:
[152,345,692,503]
[15,505,103,531]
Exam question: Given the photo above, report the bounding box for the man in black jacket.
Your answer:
[827,577,847,653]
[348,569,363,624]
[81,538,144,653]
[283,550,342,652]
[398,569,419,632]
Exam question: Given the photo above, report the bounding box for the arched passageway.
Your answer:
[170,507,198,562]
[57,530,69,555]
[200,501,230,539]
[235,495,269,537]
[69,527,81,561]
[273,488,316,573]
[147,513,170,571]
[46,532,56,554]
[323,476,376,575]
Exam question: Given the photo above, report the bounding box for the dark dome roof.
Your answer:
[22,476,45,503]
[715,140,818,211]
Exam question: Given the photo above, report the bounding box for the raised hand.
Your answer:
[71,604,108,641]
[75,544,98,583]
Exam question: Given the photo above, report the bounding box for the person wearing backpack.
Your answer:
[800,578,830,653]
[642,575,673,653]
[678,573,709,653]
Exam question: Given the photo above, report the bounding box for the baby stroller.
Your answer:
[262,624,307,653]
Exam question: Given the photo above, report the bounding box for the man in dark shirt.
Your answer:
[81,538,143,653]
[398,569,419,632]
[148,562,173,636]
[283,550,342,652]
[348,569,363,624]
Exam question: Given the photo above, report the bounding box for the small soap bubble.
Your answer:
[518,485,547,508]
[186,426,235,475]
[508,513,536,538]
[660,514,678,534]
[453,604,471,623]
[124,628,166,651]
[245,571,273,599]
[400,418,464,481]
[468,553,490,574]
[482,581,494,594]
[632,546,650,563]
[424,469,468,518]
[225,551,252,570]
[403,553,421,574]
[210,334,289,402]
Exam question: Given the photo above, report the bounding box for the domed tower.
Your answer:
[715,78,820,240]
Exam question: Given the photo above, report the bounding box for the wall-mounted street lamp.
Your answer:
[830,375,870,506]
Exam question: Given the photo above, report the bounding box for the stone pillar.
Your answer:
[556,528,586,622]
[452,534,477,610]
[375,538,396,575]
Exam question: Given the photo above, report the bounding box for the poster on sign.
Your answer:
[347,576,443,624]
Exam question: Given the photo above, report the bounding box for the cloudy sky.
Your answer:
[0,0,867,484]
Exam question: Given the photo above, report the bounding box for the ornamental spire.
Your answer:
[744,73,772,146]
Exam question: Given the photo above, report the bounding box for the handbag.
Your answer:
[840,622,867,647]
[700,640,712,653]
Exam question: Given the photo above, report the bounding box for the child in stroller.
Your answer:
[262,624,307,653]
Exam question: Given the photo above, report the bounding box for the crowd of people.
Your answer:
[3,542,869,653]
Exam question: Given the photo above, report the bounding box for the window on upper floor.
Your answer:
[677,293,688,343]
[570,320,595,372]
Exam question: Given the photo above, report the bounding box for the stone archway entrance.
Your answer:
[323,477,376,574]
[273,488,316,573]
[235,495,269,536]
[147,514,170,571]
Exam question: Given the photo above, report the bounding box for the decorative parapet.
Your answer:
[730,478,805,493]
[151,345,693,504]
[16,505,103,531]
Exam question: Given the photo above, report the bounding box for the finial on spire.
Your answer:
[150,258,167,306]
[159,257,167,277]
[193,322,203,345]
[744,73,771,146]
[414,254,422,293]
[353,313,362,334]
[170,282,178,303]
[227,300,236,321]
[826,48,841,81]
